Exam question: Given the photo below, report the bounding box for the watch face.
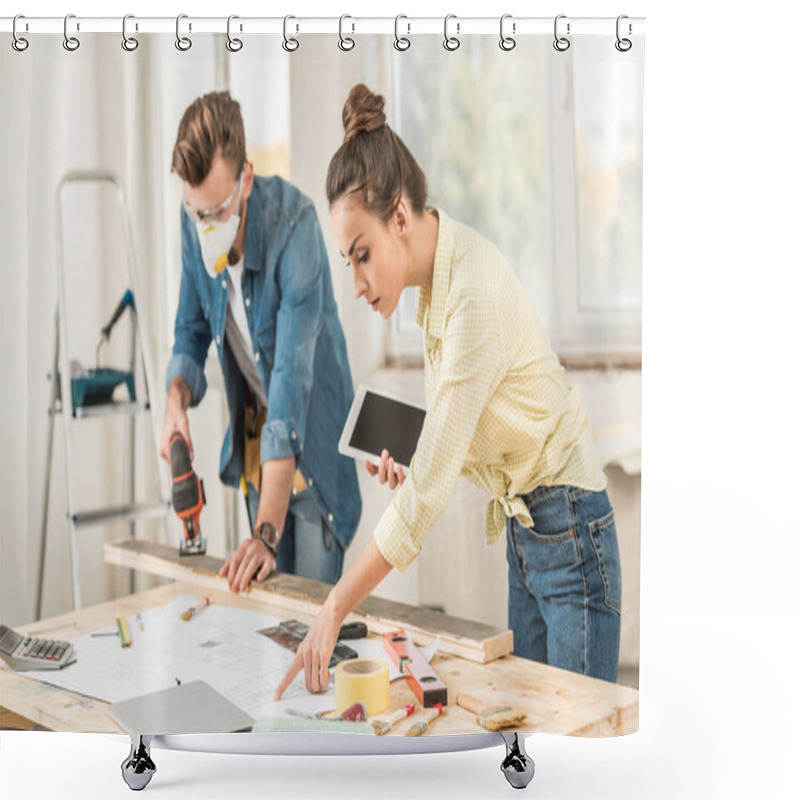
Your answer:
[259,523,280,548]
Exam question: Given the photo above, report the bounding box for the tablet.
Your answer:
[108,679,253,735]
[338,385,426,469]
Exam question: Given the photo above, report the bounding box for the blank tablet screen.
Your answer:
[348,391,426,467]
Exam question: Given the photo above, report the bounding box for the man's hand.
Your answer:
[160,378,194,463]
[219,536,276,593]
[365,448,406,489]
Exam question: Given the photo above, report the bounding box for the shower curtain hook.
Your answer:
[615,15,632,52]
[12,15,29,52]
[226,15,243,52]
[63,14,80,52]
[283,15,299,52]
[499,14,516,51]
[553,14,570,52]
[175,14,192,51]
[339,15,355,51]
[394,15,410,51]
[122,15,139,52]
[443,14,460,51]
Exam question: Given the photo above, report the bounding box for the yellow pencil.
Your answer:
[117,615,131,648]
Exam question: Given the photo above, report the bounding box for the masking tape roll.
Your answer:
[334,658,391,716]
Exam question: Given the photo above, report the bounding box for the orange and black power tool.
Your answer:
[170,432,207,556]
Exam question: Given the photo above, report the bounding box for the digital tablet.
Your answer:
[338,385,426,469]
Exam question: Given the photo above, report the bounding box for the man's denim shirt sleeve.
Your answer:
[164,208,211,406]
[261,205,326,465]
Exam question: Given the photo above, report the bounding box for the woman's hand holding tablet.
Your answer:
[365,448,406,489]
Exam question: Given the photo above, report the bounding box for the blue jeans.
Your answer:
[246,485,344,585]
[506,485,621,682]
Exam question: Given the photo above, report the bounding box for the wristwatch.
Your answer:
[254,522,281,559]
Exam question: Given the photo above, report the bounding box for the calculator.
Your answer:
[0,624,74,671]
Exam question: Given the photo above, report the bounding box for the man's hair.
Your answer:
[172,91,246,186]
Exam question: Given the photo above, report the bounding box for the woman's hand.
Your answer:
[273,539,394,700]
[365,448,406,489]
[273,601,342,698]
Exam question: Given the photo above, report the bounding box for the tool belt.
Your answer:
[243,388,307,495]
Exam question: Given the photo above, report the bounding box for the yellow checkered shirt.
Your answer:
[373,210,607,572]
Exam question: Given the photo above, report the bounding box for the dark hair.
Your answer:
[326,84,427,222]
[172,91,246,186]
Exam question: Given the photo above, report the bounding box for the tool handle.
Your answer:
[101,289,134,339]
[338,621,368,640]
[456,693,485,714]
[421,703,443,723]
[170,433,193,477]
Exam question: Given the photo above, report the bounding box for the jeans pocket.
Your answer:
[516,486,579,572]
[511,488,580,597]
[514,519,583,604]
[588,509,622,613]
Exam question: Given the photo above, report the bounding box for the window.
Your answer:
[389,35,643,364]
[552,38,643,359]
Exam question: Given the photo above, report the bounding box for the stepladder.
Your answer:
[37,170,171,616]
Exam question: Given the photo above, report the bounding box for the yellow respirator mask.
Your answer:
[196,210,241,279]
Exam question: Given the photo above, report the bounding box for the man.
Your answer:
[160,90,361,592]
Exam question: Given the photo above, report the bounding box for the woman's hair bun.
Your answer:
[327,83,427,220]
[342,83,386,144]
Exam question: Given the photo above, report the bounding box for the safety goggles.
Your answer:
[183,170,243,225]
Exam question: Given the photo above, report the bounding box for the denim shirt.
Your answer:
[165,175,362,549]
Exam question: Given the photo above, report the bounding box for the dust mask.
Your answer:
[195,181,243,279]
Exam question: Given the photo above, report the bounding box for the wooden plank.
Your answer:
[1,581,638,737]
[0,706,41,730]
[104,539,513,663]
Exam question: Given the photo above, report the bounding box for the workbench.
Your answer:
[0,540,638,738]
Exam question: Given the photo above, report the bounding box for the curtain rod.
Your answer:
[1,16,646,37]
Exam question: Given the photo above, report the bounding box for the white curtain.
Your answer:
[1,35,197,621]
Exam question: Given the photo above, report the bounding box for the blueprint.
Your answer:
[6,595,440,721]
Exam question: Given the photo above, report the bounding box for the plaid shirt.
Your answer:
[373,210,606,572]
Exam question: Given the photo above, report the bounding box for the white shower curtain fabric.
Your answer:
[0,30,643,736]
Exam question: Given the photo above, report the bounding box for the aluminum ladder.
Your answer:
[36,170,171,616]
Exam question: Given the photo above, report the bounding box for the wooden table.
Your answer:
[0,543,638,738]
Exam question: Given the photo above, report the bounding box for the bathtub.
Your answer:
[117,730,534,791]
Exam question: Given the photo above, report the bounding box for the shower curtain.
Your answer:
[0,15,643,756]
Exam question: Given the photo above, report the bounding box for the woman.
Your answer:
[275,84,621,700]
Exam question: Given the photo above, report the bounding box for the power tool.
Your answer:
[69,289,137,411]
[170,432,207,556]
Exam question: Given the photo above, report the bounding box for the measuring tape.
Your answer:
[334,658,391,716]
